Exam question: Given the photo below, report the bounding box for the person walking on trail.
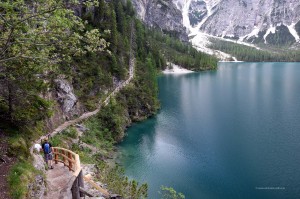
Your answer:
[42,137,53,169]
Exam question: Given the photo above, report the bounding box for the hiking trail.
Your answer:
[30,21,136,198]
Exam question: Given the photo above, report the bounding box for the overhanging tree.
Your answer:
[0,0,108,127]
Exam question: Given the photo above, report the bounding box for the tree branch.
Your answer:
[15,7,59,26]
[0,56,19,63]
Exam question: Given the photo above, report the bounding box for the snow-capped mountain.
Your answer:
[132,0,300,46]
[186,0,300,45]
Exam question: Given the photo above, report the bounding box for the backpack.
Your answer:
[44,143,51,154]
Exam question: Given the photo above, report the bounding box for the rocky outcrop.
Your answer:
[132,0,188,41]
[44,77,85,132]
[54,79,78,114]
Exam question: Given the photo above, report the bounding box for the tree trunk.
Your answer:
[7,81,13,122]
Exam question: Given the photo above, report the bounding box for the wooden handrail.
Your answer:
[83,175,110,198]
[52,147,113,198]
[52,147,81,175]
[52,147,86,198]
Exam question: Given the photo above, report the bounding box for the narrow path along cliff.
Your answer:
[46,55,135,140]
[30,21,136,198]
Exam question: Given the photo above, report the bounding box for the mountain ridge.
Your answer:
[132,0,300,50]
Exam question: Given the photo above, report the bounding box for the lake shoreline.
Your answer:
[119,62,300,199]
[163,63,194,74]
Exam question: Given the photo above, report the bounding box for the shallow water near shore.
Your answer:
[118,62,300,199]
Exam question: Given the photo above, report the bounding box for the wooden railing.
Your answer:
[51,147,118,199]
[52,147,81,176]
[52,147,85,198]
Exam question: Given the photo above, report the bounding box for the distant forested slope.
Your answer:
[209,38,300,62]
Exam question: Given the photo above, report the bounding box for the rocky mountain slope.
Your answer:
[131,0,188,41]
[187,0,300,45]
[132,0,300,48]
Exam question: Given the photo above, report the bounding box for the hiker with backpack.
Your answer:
[42,137,53,169]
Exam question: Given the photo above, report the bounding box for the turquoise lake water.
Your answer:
[118,62,300,199]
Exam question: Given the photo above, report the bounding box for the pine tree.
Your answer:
[116,1,126,34]
[110,9,118,53]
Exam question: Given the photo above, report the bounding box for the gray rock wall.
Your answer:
[188,0,300,44]
[132,0,188,41]
[44,77,85,132]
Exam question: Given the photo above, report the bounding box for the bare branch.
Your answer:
[0,56,19,63]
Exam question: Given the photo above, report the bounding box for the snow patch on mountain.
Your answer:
[182,0,192,31]
[263,26,276,44]
[287,23,300,42]
[184,0,300,46]
[241,27,260,41]
[202,0,221,16]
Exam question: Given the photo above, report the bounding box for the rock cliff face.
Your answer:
[132,0,300,46]
[54,79,79,114]
[186,0,300,45]
[131,0,188,41]
[44,77,85,132]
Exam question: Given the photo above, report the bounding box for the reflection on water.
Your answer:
[118,62,300,199]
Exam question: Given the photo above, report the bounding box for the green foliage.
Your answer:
[97,162,148,199]
[50,132,69,148]
[50,126,78,147]
[71,144,96,164]
[8,136,29,160]
[117,58,160,122]
[0,0,109,128]
[56,118,147,197]
[63,127,78,139]
[266,25,295,46]
[8,161,38,199]
[209,38,300,62]
[125,0,136,17]
[96,98,129,142]
[81,117,115,150]
[0,0,216,130]
[0,1,220,199]
[159,186,185,199]
[135,20,217,71]
[295,21,300,36]
[116,1,126,34]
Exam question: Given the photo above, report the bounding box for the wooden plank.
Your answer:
[83,176,110,198]
[52,147,77,156]
[73,154,81,176]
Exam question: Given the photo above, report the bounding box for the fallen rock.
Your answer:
[76,124,89,132]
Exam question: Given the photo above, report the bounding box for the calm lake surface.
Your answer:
[118,62,300,199]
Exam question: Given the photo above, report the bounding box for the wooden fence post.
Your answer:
[62,150,66,166]
[54,148,58,164]
[51,147,84,198]
[68,152,72,171]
